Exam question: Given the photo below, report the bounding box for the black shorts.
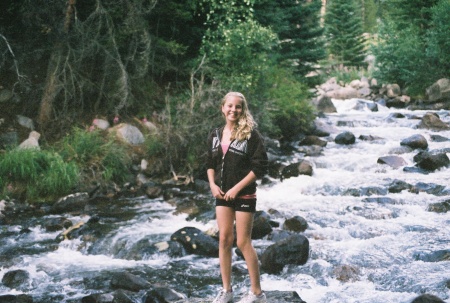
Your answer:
[216,198,256,213]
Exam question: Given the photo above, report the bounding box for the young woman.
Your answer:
[206,92,268,303]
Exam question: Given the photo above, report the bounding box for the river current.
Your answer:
[1,99,449,302]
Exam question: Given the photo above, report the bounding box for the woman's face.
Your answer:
[222,95,243,123]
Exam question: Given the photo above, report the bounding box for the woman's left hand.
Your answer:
[224,187,239,201]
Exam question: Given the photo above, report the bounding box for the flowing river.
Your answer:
[1,99,449,303]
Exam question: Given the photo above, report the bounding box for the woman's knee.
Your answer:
[236,238,252,252]
[219,233,234,249]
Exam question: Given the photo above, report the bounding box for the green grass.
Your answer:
[0,148,79,201]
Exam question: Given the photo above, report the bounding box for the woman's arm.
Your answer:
[223,171,257,201]
[207,168,224,199]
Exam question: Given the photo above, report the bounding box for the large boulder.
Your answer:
[170,226,219,257]
[252,211,273,239]
[281,160,313,179]
[400,134,428,150]
[326,86,359,100]
[111,123,145,145]
[18,131,40,150]
[52,192,90,214]
[314,95,337,113]
[335,131,356,145]
[411,294,446,303]
[299,135,327,147]
[414,151,450,171]
[1,269,30,290]
[417,112,450,131]
[261,234,309,274]
[283,216,308,232]
[377,155,407,169]
[426,78,450,103]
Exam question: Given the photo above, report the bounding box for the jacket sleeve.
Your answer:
[248,129,268,179]
[206,129,216,170]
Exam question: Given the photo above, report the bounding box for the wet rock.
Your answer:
[118,236,160,260]
[359,134,384,141]
[144,182,163,199]
[411,294,446,303]
[334,131,356,145]
[252,211,273,239]
[377,155,407,169]
[111,290,135,303]
[427,200,450,213]
[360,186,387,196]
[389,145,413,155]
[296,145,324,156]
[1,269,30,290]
[400,134,428,150]
[299,135,327,147]
[283,215,308,232]
[403,166,430,174]
[386,112,406,119]
[417,112,450,131]
[110,271,151,292]
[414,151,449,171]
[265,290,306,303]
[315,95,337,113]
[142,287,187,303]
[52,192,89,214]
[281,160,313,179]
[267,230,294,242]
[152,240,186,258]
[387,179,413,193]
[261,234,309,274]
[416,249,450,262]
[362,197,397,204]
[81,292,114,303]
[411,182,446,195]
[430,134,449,142]
[333,264,360,282]
[170,226,219,257]
[43,217,73,232]
[0,294,33,303]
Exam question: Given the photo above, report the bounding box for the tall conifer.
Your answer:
[254,0,325,78]
[324,0,367,67]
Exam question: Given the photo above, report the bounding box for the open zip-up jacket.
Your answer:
[206,126,268,196]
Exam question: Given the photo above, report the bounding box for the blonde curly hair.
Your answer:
[221,92,257,141]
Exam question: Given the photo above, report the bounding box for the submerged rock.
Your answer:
[261,234,309,274]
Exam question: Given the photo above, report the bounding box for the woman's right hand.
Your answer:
[210,183,225,199]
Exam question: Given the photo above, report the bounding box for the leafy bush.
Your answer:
[263,67,314,140]
[0,149,79,201]
[57,127,132,184]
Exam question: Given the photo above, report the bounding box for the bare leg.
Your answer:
[235,211,262,295]
[216,206,236,291]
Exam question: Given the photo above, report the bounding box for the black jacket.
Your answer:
[206,127,268,196]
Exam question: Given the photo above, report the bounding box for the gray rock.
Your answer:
[400,134,428,150]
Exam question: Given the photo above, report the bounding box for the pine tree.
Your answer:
[325,0,367,67]
[254,0,325,78]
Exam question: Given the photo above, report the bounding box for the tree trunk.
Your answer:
[37,0,76,128]
[38,47,63,128]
